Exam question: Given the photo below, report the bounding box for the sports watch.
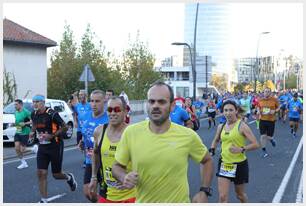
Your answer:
[199,186,212,196]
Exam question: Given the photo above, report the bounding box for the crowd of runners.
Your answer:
[12,81,303,203]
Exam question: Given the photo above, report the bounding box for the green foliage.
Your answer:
[3,68,17,106]
[285,73,297,89]
[210,73,228,92]
[48,24,159,101]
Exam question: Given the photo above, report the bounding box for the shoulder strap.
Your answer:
[97,124,108,183]
[218,122,226,140]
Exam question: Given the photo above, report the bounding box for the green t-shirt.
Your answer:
[15,108,31,135]
[115,120,208,203]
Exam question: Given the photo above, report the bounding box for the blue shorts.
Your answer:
[289,117,300,122]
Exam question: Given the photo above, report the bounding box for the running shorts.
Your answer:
[216,158,249,185]
[98,196,136,203]
[289,117,300,122]
[37,141,64,173]
[14,134,29,146]
[259,120,275,137]
[84,164,92,184]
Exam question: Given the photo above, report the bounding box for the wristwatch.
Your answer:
[199,186,212,196]
[241,147,246,153]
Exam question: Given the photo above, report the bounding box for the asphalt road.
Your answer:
[3,115,303,203]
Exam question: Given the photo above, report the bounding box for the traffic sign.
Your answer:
[79,64,95,82]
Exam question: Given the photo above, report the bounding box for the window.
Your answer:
[176,87,189,98]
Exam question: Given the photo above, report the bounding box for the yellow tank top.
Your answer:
[220,120,247,163]
[101,132,136,201]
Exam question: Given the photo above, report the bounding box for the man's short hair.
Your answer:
[90,89,105,97]
[106,89,114,95]
[15,99,23,105]
[150,80,174,103]
[109,96,127,111]
[79,89,87,96]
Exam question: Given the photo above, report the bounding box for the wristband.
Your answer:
[241,147,246,153]
[91,176,98,181]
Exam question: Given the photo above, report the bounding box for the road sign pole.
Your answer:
[85,65,88,95]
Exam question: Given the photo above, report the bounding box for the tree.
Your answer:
[120,31,163,100]
[3,68,17,106]
[48,23,80,100]
[210,73,228,92]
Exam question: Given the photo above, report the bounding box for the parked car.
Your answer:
[3,99,74,146]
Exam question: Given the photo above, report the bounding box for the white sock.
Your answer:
[66,173,71,181]
[21,158,26,164]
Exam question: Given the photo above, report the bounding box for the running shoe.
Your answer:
[262,152,269,158]
[270,139,276,147]
[291,128,294,134]
[17,162,28,169]
[67,173,77,191]
[38,199,48,203]
[293,133,297,138]
[32,144,39,154]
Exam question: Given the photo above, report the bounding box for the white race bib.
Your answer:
[219,162,237,178]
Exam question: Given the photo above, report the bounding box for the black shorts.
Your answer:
[289,117,300,122]
[84,164,92,184]
[259,120,275,137]
[208,111,216,118]
[14,134,29,146]
[37,141,64,173]
[77,131,83,145]
[216,159,249,185]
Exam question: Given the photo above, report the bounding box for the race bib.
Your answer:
[16,125,22,133]
[219,162,237,178]
[262,107,271,115]
[293,106,298,112]
[37,133,51,145]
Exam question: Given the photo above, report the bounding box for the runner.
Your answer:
[170,104,193,128]
[210,100,259,203]
[74,90,91,168]
[104,89,114,112]
[185,97,200,131]
[287,93,303,138]
[112,81,214,203]
[239,92,251,122]
[14,99,37,169]
[193,97,204,119]
[80,90,109,202]
[257,88,280,158]
[89,96,136,203]
[278,91,289,123]
[29,94,77,203]
[207,96,217,129]
[174,92,185,108]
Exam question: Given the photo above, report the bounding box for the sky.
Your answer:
[3,2,303,69]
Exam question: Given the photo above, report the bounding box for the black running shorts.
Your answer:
[37,141,64,173]
[84,164,92,184]
[216,159,249,185]
[14,134,29,146]
[259,120,275,137]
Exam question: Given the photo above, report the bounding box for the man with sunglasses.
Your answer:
[257,88,280,158]
[89,96,136,203]
[80,90,109,202]
[112,81,213,203]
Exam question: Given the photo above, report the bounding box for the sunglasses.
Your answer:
[107,106,122,113]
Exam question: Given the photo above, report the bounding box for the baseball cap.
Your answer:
[32,94,45,101]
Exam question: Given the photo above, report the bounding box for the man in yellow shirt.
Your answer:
[112,81,214,203]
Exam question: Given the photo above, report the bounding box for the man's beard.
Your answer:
[148,108,170,126]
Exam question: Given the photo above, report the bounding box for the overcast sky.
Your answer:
[3,2,303,68]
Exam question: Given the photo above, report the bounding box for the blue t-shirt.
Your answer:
[74,102,91,132]
[279,95,289,108]
[81,111,109,164]
[170,105,190,126]
[287,99,303,118]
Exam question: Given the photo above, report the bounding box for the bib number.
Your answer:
[219,162,237,178]
[262,107,270,115]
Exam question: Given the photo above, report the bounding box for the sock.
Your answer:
[256,120,259,127]
[213,119,216,126]
[262,147,266,152]
[208,120,211,127]
[21,158,26,164]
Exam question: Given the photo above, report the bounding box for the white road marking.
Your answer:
[248,120,256,124]
[3,146,78,165]
[46,193,67,202]
[272,136,303,203]
[296,172,303,203]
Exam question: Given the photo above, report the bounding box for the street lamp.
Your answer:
[172,42,196,100]
[254,31,270,92]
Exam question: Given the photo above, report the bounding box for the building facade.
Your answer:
[3,18,57,100]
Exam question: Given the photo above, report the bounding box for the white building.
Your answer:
[3,18,57,99]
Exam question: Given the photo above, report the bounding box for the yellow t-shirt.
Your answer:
[115,120,208,203]
[101,132,136,201]
[220,120,247,163]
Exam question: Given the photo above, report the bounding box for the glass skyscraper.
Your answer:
[184,3,232,74]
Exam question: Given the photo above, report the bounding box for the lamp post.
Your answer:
[254,31,270,93]
[172,42,196,100]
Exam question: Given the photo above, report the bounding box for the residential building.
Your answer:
[3,18,57,100]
